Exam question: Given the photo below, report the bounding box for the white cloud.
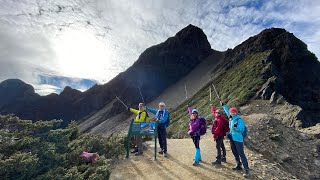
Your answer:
[33,84,62,96]
[0,0,319,95]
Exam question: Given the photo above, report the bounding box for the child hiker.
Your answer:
[211,104,229,165]
[187,105,206,166]
[222,102,250,178]
[146,102,169,157]
[128,103,150,156]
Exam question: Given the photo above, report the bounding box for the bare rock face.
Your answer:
[256,76,277,100]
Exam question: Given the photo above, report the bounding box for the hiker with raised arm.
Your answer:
[146,102,170,157]
[221,101,250,178]
[211,104,229,165]
[187,104,206,166]
[128,103,150,156]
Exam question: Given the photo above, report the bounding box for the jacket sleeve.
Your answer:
[159,110,169,123]
[233,117,245,133]
[211,105,217,118]
[187,106,192,116]
[211,120,216,134]
[129,108,139,115]
[146,107,157,115]
[223,105,230,118]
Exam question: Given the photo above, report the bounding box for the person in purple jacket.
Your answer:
[187,105,202,166]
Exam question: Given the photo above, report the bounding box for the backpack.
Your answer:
[235,118,247,138]
[165,112,170,128]
[222,119,230,136]
[138,110,150,122]
[199,117,207,136]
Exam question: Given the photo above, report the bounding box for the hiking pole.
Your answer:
[209,86,212,102]
[138,87,145,104]
[212,84,222,103]
[185,84,188,100]
[115,96,128,109]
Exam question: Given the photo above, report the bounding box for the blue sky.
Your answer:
[0,0,319,95]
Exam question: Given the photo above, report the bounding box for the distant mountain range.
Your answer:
[0,25,319,132]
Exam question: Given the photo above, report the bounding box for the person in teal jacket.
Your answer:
[146,102,169,157]
[222,102,250,178]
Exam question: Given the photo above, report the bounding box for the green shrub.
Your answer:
[0,115,125,180]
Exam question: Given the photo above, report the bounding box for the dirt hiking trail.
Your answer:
[110,132,295,180]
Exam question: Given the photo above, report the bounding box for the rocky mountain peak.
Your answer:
[173,24,211,50]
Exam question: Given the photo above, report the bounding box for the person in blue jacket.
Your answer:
[222,102,250,178]
[146,102,169,157]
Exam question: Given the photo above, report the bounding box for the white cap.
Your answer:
[159,102,166,107]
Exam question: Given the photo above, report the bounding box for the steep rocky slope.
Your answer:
[167,28,320,139]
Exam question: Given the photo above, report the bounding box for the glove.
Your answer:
[187,103,190,107]
[127,107,130,111]
[220,101,224,106]
[234,123,238,128]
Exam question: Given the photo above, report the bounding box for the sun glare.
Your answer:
[53,30,113,82]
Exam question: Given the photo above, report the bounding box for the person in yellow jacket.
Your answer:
[129,103,150,155]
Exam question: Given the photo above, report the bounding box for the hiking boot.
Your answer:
[221,157,226,162]
[131,149,138,153]
[212,161,221,166]
[192,161,199,166]
[232,165,242,170]
[243,169,250,178]
[134,151,143,156]
[163,152,167,157]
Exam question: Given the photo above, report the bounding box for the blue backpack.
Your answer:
[236,118,248,138]
[165,112,170,128]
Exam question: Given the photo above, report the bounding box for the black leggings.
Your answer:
[192,135,200,149]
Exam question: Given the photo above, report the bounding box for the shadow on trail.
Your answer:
[165,154,238,180]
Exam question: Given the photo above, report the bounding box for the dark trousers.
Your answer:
[157,125,167,152]
[215,136,226,161]
[135,135,143,153]
[230,139,249,170]
[192,135,200,149]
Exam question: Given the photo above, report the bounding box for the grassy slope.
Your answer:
[167,50,272,138]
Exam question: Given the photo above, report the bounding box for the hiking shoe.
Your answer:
[243,169,250,178]
[212,161,221,166]
[163,152,167,157]
[221,157,226,162]
[232,165,242,170]
[193,158,202,161]
[192,161,199,166]
[158,150,164,154]
[134,152,143,156]
[131,149,138,153]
